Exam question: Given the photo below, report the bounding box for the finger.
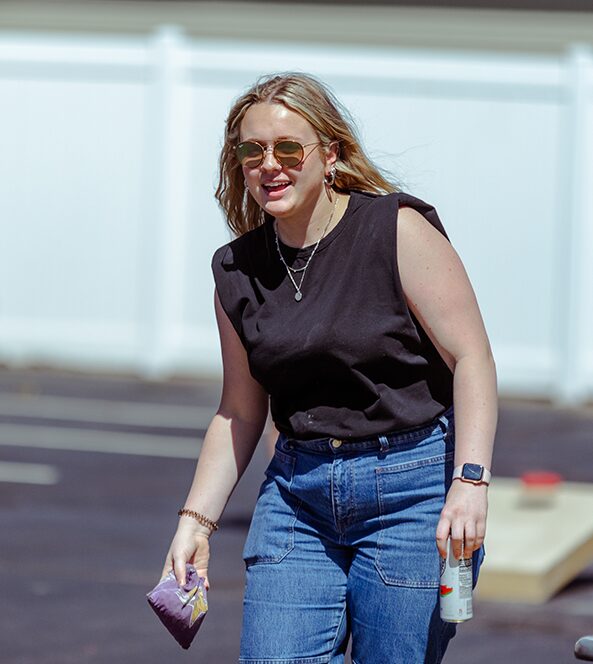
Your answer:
[189,546,210,586]
[476,521,487,546]
[450,523,465,560]
[463,523,477,557]
[196,567,210,591]
[190,554,210,591]
[174,557,187,586]
[435,517,451,558]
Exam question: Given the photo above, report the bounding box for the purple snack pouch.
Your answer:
[146,563,208,649]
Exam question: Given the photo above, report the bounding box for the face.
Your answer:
[238,102,337,221]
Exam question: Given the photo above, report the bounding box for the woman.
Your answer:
[160,71,497,663]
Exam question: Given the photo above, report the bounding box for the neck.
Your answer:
[274,192,346,249]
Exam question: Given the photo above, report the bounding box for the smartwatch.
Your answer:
[452,463,491,486]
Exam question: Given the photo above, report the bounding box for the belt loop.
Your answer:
[437,408,451,436]
[378,434,390,452]
[279,432,293,450]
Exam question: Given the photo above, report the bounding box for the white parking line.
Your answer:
[0,394,215,429]
[0,461,60,484]
[0,424,202,458]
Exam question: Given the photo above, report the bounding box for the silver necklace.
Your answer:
[273,196,339,302]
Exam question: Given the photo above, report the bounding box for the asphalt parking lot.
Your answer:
[1,366,592,663]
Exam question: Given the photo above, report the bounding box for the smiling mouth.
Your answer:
[262,181,292,193]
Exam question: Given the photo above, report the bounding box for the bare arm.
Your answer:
[179,288,270,528]
[160,288,269,586]
[397,205,498,559]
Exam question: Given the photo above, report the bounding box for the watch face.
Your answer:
[462,463,484,482]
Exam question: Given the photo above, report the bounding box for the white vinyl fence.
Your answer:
[0,27,592,405]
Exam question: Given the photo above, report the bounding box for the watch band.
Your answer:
[452,463,491,485]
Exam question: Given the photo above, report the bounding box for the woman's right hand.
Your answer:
[159,518,212,590]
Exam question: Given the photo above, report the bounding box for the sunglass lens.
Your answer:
[236,142,264,168]
[275,141,304,167]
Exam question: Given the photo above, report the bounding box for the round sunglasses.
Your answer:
[235,140,322,169]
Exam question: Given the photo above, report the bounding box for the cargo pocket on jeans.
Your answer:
[242,448,301,566]
[374,447,455,588]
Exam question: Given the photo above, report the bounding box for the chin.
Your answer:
[262,198,293,217]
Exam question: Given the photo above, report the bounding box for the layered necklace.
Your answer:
[273,195,339,302]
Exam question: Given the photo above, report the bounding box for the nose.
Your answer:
[260,145,281,171]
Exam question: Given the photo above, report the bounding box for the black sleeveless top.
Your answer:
[211,189,454,441]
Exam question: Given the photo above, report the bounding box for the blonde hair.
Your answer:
[215,71,401,237]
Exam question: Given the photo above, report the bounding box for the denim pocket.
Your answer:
[374,443,455,588]
[242,448,302,566]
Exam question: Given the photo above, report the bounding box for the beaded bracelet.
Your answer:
[177,508,219,532]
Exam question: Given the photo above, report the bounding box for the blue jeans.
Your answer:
[239,405,486,664]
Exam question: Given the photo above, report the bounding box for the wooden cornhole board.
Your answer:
[475,477,593,604]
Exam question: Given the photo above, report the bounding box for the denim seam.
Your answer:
[244,500,302,565]
[329,460,339,534]
[328,600,348,656]
[244,453,302,566]
[347,459,355,529]
[239,657,330,664]
[274,448,296,466]
[374,563,441,589]
[376,449,454,475]
[374,449,455,588]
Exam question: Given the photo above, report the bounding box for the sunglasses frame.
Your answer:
[235,139,323,169]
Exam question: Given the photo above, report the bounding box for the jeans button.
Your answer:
[330,438,343,448]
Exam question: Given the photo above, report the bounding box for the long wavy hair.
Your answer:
[215,71,401,237]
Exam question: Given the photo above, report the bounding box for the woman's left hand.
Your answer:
[436,480,488,560]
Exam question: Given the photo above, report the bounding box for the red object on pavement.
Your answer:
[520,471,563,486]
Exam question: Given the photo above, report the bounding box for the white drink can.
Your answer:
[439,536,473,623]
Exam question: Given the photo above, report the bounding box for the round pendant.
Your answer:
[294,291,303,301]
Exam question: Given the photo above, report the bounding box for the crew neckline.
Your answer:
[267,191,358,259]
